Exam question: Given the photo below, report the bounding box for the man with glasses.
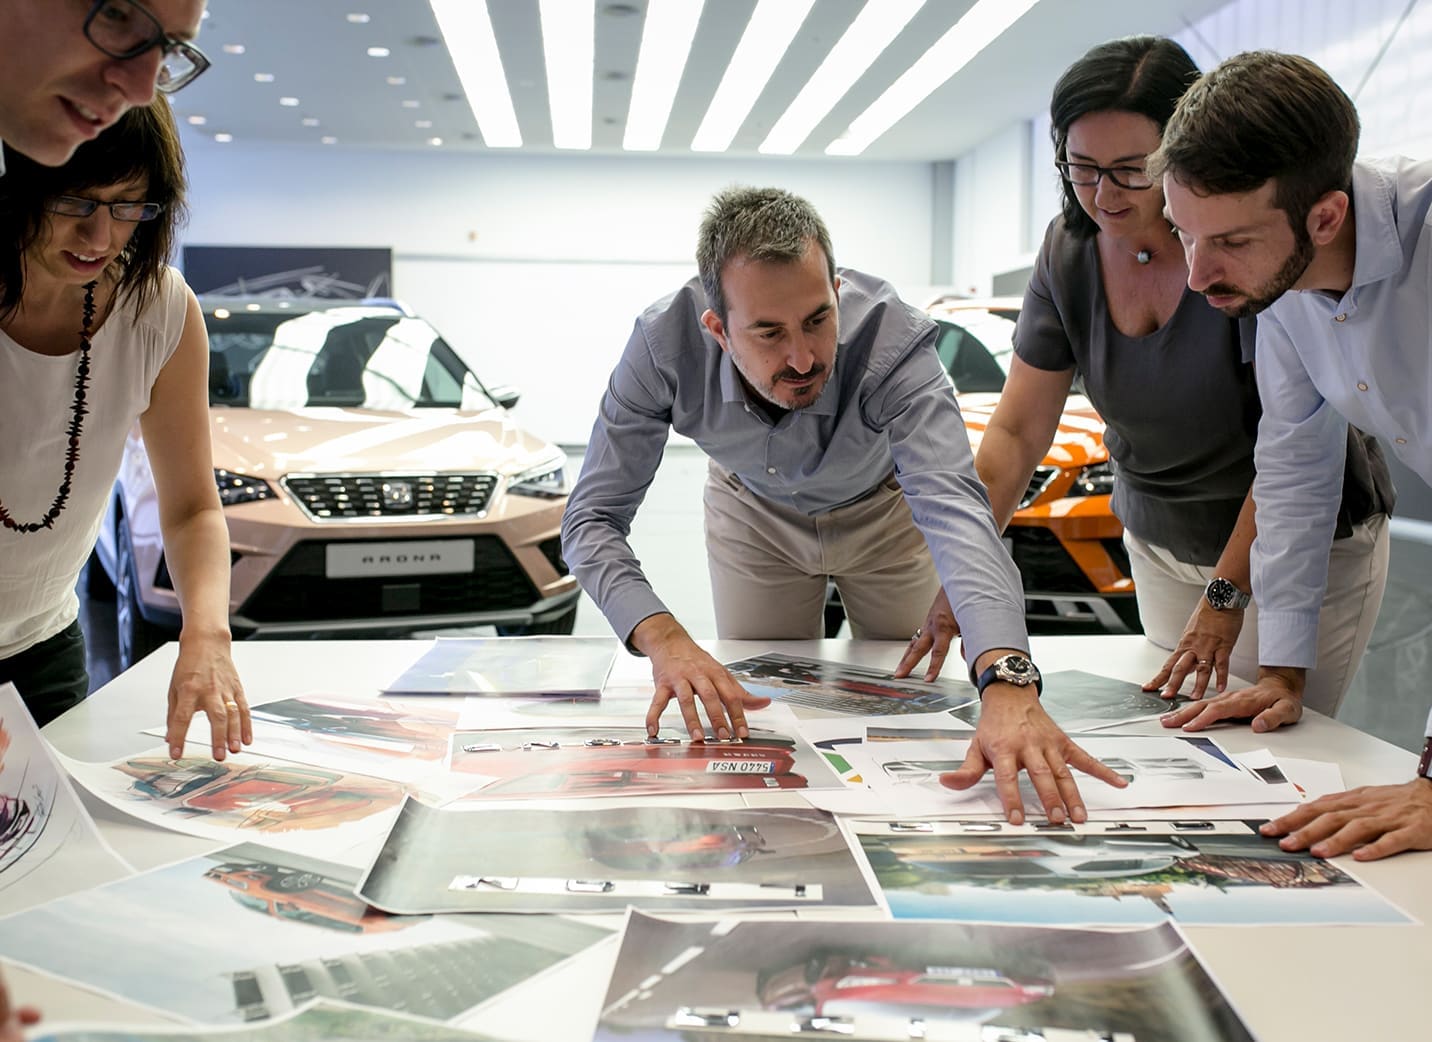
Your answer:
[0,0,208,169]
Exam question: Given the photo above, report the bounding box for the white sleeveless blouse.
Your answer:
[0,266,188,658]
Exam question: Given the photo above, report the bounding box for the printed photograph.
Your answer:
[593,912,1255,1042]
[384,636,619,696]
[358,798,877,914]
[723,653,977,715]
[854,821,1415,926]
[0,841,610,1024]
[949,670,1188,732]
[450,724,840,800]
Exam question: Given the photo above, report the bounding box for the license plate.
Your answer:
[706,760,775,774]
[325,539,474,578]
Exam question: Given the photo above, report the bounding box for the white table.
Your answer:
[12,636,1429,1041]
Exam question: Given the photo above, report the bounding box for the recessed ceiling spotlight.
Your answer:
[321,136,338,144]
[427,137,444,146]
[214,132,233,143]
[254,72,274,82]
[279,96,300,106]
[222,43,245,54]
[245,303,262,312]
[401,99,421,108]
[366,46,390,57]
[301,117,320,127]
[386,75,406,85]
[212,308,230,319]
[346,12,371,22]
[415,119,433,128]
[186,114,207,125]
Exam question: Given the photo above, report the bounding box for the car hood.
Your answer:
[957,393,1107,468]
[208,406,561,479]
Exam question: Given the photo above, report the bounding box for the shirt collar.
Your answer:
[1348,160,1404,288]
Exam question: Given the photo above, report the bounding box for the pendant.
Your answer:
[1136,250,1152,264]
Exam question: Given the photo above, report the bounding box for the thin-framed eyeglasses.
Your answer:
[46,195,165,222]
[84,0,211,93]
[1055,160,1154,191]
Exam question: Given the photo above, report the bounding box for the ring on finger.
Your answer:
[1196,659,1210,668]
[910,628,922,642]
[224,701,240,711]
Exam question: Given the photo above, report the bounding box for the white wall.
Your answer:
[179,141,935,445]
[948,0,1432,297]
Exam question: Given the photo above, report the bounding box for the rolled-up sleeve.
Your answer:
[1250,315,1348,668]
[560,319,675,646]
[866,334,1030,669]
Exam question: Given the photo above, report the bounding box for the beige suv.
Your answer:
[88,297,578,667]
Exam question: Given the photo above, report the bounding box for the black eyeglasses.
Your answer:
[46,195,165,222]
[1055,160,1154,191]
[84,0,211,94]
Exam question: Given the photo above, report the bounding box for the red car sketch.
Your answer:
[202,861,418,933]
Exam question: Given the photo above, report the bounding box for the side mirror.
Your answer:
[487,384,522,410]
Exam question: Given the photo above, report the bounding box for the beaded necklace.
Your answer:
[0,281,97,533]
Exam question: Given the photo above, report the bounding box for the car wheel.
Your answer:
[85,549,116,600]
[116,515,175,670]
[496,604,577,637]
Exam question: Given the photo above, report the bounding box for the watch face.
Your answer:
[997,656,1037,685]
[1207,578,1237,610]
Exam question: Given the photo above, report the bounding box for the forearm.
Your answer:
[1209,487,1257,590]
[975,425,1048,531]
[157,505,233,641]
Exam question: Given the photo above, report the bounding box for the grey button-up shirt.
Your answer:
[560,268,1028,670]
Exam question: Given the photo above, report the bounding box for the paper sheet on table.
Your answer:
[1082,749,1344,821]
[0,683,131,913]
[383,636,619,696]
[804,733,1300,816]
[949,669,1192,732]
[845,817,1416,927]
[722,651,977,716]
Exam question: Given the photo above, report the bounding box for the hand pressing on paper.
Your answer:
[631,613,770,741]
[1161,667,1304,734]
[892,587,961,682]
[939,681,1127,824]
[1143,600,1246,700]
[1260,778,1432,861]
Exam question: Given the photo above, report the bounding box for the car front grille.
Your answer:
[1007,527,1094,593]
[238,537,538,623]
[1019,465,1059,509]
[282,473,499,521]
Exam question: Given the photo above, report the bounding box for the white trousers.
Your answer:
[703,461,941,641]
[1124,514,1390,716]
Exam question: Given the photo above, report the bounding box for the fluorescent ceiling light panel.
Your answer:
[539,0,595,149]
[690,0,815,153]
[826,0,1040,155]
[623,0,704,152]
[760,0,925,155]
[430,0,522,148]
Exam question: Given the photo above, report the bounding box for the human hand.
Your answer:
[891,587,961,682]
[1159,667,1304,734]
[165,631,251,760]
[939,686,1127,824]
[1260,778,1432,861]
[0,969,40,1042]
[632,614,771,741]
[1143,601,1245,699]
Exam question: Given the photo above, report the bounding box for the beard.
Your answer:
[1203,226,1317,318]
[734,350,837,412]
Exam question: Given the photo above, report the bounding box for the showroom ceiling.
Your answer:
[183,0,1232,160]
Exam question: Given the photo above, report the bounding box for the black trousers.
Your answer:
[0,620,90,728]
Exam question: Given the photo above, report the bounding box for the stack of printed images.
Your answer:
[0,638,1416,1042]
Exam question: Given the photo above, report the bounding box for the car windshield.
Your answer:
[933,308,1019,393]
[205,307,496,410]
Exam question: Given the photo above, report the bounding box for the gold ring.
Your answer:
[1197,660,1210,668]
[224,701,239,710]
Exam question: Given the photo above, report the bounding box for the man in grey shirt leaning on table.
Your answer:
[1150,51,1432,860]
[561,185,1125,825]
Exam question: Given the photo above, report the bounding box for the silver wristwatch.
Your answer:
[1204,577,1251,611]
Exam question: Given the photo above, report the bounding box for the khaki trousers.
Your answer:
[1125,514,1390,716]
[703,461,941,640]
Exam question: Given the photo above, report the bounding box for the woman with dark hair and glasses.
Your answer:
[0,0,209,169]
[0,99,250,759]
[900,36,1391,725]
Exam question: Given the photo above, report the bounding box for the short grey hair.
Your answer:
[696,186,836,322]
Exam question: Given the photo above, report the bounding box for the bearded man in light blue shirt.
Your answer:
[1151,50,1432,860]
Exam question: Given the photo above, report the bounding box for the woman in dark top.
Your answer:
[917,36,1391,717]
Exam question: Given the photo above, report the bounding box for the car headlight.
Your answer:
[215,468,275,506]
[509,456,568,499]
[1068,460,1115,497]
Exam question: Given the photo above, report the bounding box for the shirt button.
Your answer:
[1396,437,1408,445]
[767,467,776,474]
[1334,313,1348,322]
[1357,382,1369,391]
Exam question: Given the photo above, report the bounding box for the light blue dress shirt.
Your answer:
[561,269,1029,668]
[1252,158,1432,668]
